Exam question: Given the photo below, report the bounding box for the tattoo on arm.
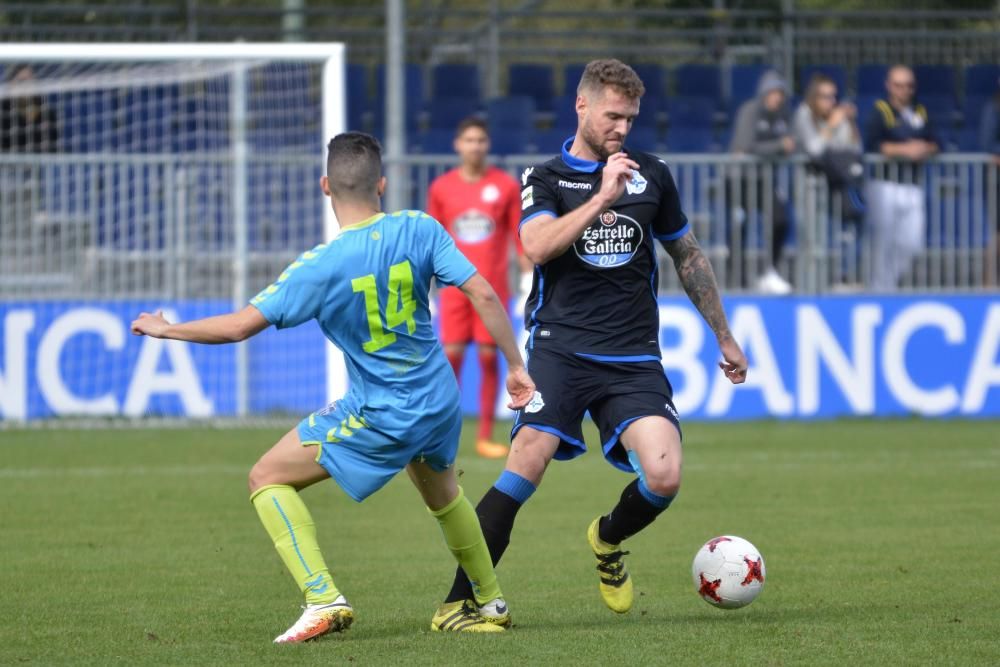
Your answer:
[664,233,733,343]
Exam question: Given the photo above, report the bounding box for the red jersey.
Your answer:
[426,166,522,298]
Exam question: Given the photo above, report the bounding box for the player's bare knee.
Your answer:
[507,430,553,485]
[247,458,273,493]
[644,465,681,498]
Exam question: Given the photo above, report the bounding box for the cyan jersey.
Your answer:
[250,210,477,433]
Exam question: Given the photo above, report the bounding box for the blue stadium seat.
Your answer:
[489,128,534,155]
[729,64,770,110]
[665,96,717,129]
[416,128,456,154]
[632,63,665,99]
[674,64,722,101]
[914,64,956,97]
[964,64,1000,98]
[920,93,959,127]
[963,95,992,132]
[799,65,847,95]
[857,64,889,97]
[534,128,574,153]
[431,63,479,101]
[486,96,536,132]
[346,63,369,132]
[553,95,578,129]
[508,63,555,112]
[563,63,586,95]
[633,96,662,130]
[623,127,660,152]
[425,96,481,130]
[666,126,715,153]
[956,127,981,152]
[376,63,424,112]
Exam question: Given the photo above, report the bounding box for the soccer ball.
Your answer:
[691,535,765,609]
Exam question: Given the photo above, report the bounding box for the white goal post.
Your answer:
[0,43,348,422]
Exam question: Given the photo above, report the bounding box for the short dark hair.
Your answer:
[577,59,645,100]
[454,116,488,138]
[325,132,382,201]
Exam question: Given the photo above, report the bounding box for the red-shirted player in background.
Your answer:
[428,117,532,459]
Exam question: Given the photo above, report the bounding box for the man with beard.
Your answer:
[436,58,748,625]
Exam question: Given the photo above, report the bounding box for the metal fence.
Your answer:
[2,152,997,300]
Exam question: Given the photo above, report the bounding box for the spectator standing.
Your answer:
[730,70,795,295]
[863,65,938,291]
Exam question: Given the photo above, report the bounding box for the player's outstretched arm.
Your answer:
[520,153,639,265]
[663,232,748,385]
[131,305,270,344]
[458,273,536,409]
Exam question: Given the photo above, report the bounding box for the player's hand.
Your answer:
[718,337,748,384]
[505,365,536,410]
[131,310,171,338]
[595,152,640,207]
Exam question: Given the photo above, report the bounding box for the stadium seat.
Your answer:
[431,63,479,101]
[376,62,424,112]
[486,96,536,132]
[508,63,555,112]
[534,127,574,152]
[914,64,957,97]
[856,64,889,97]
[665,126,715,153]
[674,64,722,102]
[964,64,1000,98]
[563,63,586,94]
[956,127,981,152]
[416,128,456,154]
[489,128,534,155]
[920,93,960,128]
[632,63,666,99]
[798,64,847,95]
[729,64,770,110]
[623,127,660,153]
[665,96,717,129]
[553,94,578,129]
[963,95,992,133]
[425,96,481,131]
[346,63,369,132]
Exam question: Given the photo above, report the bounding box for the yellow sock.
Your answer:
[430,487,502,605]
[250,484,339,605]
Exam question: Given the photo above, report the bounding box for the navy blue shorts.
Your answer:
[512,346,681,472]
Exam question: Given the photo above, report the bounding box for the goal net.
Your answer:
[0,43,346,423]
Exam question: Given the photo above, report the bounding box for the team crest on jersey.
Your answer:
[524,391,545,414]
[481,183,500,203]
[573,210,644,269]
[625,170,647,195]
[452,209,496,243]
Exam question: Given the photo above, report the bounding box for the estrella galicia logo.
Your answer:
[573,210,644,268]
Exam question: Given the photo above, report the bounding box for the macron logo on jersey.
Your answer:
[521,167,534,186]
[558,179,592,190]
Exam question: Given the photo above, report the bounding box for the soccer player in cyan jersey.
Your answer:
[439,59,749,618]
[427,117,531,459]
[130,132,535,641]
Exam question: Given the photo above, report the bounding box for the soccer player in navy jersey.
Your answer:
[132,132,534,641]
[440,59,749,618]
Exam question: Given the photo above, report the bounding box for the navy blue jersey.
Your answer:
[864,99,938,184]
[519,137,689,356]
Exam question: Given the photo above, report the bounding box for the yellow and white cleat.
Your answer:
[273,596,354,644]
[430,600,506,632]
[477,597,512,628]
[587,517,633,613]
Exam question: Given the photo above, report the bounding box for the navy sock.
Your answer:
[444,472,535,604]
[598,478,674,546]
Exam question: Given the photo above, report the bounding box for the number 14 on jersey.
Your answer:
[351,260,417,353]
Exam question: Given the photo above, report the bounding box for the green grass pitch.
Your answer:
[2,419,999,665]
